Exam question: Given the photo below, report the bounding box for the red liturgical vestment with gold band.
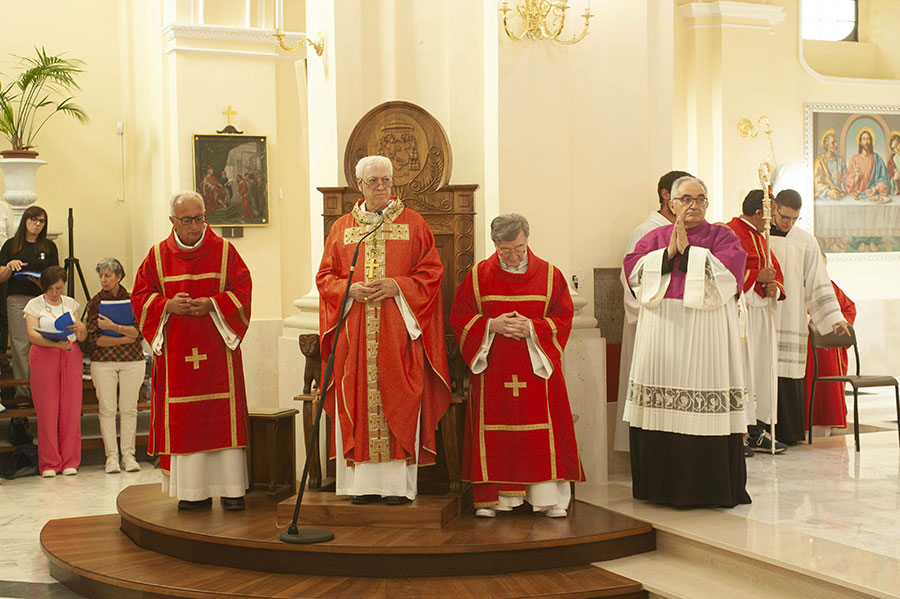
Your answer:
[451,250,585,507]
[317,199,450,468]
[132,228,252,472]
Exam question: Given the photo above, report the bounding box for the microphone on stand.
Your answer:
[280,206,387,545]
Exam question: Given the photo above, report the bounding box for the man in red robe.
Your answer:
[132,191,252,511]
[200,165,226,214]
[316,155,450,505]
[450,214,584,518]
[804,277,857,431]
[726,190,787,454]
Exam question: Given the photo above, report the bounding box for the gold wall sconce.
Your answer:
[499,0,593,45]
[274,0,324,56]
[274,29,324,56]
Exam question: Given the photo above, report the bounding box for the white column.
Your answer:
[563,287,607,483]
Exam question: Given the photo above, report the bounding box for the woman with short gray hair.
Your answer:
[84,257,146,473]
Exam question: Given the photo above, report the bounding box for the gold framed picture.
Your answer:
[193,134,269,227]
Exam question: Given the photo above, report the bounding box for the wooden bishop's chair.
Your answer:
[807,323,900,452]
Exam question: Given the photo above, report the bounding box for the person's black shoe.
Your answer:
[177,498,212,510]
[221,496,245,511]
[383,496,411,506]
[742,436,754,458]
[350,494,380,505]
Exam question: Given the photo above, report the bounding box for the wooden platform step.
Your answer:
[42,514,647,599]
[277,489,463,529]
[115,484,655,578]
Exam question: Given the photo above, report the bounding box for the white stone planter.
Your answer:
[0,157,47,225]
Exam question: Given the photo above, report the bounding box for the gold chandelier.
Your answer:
[500,0,593,45]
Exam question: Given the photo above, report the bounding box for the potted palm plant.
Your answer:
[0,46,88,158]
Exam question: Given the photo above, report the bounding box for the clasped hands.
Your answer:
[489,311,531,340]
[757,267,778,298]
[666,212,689,257]
[166,292,213,316]
[350,279,399,304]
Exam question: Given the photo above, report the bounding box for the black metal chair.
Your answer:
[807,323,900,452]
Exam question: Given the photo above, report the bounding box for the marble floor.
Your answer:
[1,391,898,598]
[582,389,900,598]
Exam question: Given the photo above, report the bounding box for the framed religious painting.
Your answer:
[805,103,900,253]
[192,134,269,227]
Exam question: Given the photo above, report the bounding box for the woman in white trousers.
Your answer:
[84,258,147,473]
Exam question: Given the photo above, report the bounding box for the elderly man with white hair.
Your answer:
[623,175,751,508]
[316,155,451,506]
[132,191,253,511]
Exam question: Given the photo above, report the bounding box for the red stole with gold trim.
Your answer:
[450,249,584,499]
[726,217,786,299]
[132,228,252,471]
[316,199,450,466]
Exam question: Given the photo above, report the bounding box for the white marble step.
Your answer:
[602,529,878,599]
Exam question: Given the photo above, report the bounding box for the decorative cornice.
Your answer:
[163,23,305,46]
[679,1,786,31]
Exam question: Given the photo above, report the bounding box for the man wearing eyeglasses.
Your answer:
[450,214,584,518]
[317,155,450,506]
[613,170,690,454]
[624,176,751,508]
[768,189,849,445]
[132,191,253,512]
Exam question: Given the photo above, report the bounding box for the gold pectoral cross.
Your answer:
[504,374,527,397]
[364,257,379,279]
[185,347,208,370]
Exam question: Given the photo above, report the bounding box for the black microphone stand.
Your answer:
[280,211,386,544]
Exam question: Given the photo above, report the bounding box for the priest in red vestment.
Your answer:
[804,280,857,430]
[450,214,584,518]
[132,191,252,511]
[316,155,450,505]
[726,189,787,454]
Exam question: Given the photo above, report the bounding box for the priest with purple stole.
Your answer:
[451,214,584,518]
[624,176,750,508]
[132,191,252,512]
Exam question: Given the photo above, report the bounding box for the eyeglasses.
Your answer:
[27,217,46,224]
[174,215,206,226]
[362,177,393,189]
[496,244,527,256]
[673,196,709,206]
[775,210,801,224]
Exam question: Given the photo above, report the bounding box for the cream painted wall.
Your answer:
[0,0,128,302]
[493,0,672,322]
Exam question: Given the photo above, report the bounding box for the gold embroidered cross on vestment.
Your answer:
[504,374,528,397]
[185,347,208,370]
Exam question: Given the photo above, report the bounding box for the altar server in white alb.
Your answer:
[624,175,750,508]
[613,170,690,453]
[768,189,850,445]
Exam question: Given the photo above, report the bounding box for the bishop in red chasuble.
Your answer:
[450,214,584,518]
[316,156,450,503]
[132,192,251,509]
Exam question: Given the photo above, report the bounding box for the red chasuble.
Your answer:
[726,217,785,299]
[316,199,450,466]
[132,227,252,472]
[804,282,857,428]
[450,249,585,507]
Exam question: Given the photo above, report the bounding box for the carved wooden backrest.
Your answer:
[319,101,477,383]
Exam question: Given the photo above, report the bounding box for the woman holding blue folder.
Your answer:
[0,205,59,407]
[24,266,86,477]
[84,257,145,474]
